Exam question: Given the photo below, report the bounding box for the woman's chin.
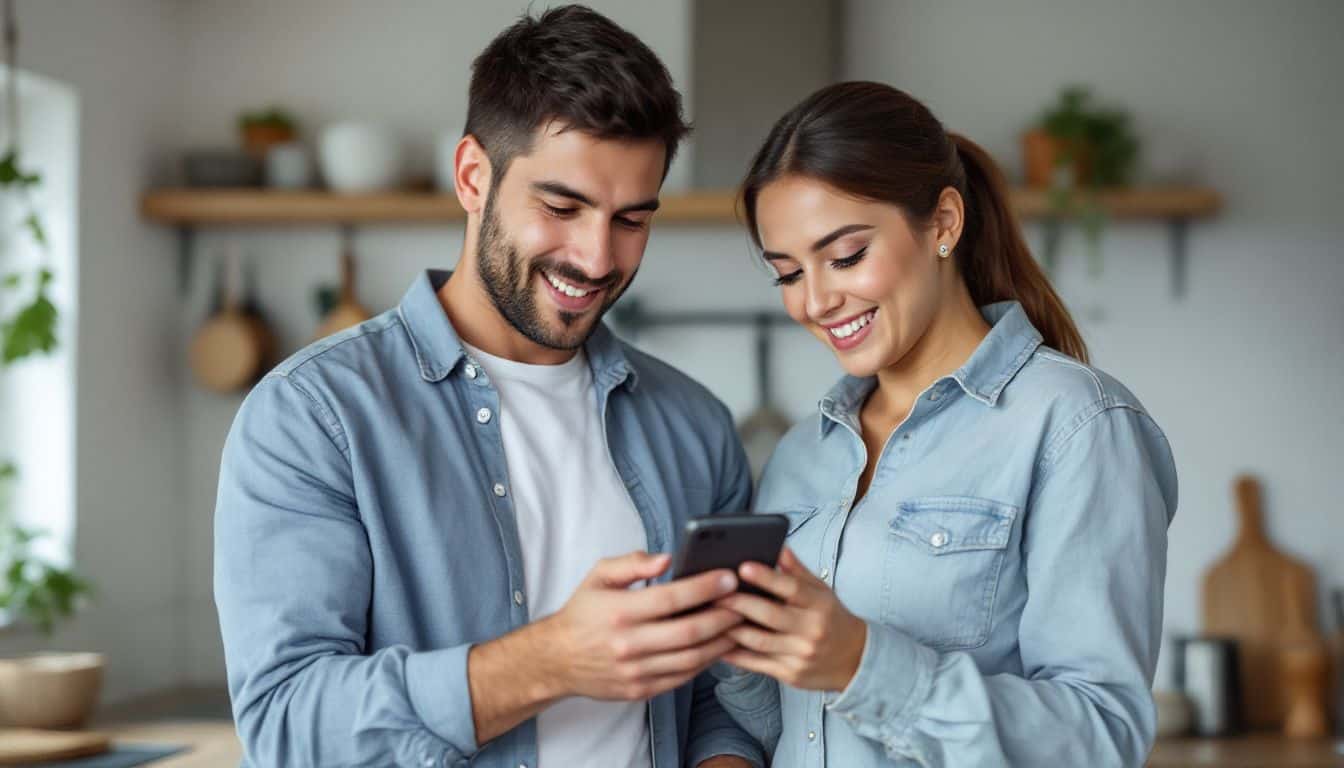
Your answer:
[833,348,887,378]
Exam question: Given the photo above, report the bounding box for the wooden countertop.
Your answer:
[104,721,241,767]
[87,688,1344,767]
[96,723,1344,768]
[1150,734,1344,767]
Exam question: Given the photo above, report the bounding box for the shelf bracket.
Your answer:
[176,225,195,297]
[1168,218,1189,299]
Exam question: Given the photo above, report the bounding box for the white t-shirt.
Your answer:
[462,343,652,768]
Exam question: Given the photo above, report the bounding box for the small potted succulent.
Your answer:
[238,106,298,159]
[0,463,100,729]
[1022,85,1140,274]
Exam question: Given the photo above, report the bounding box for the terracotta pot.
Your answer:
[0,652,105,729]
[1022,129,1093,188]
[241,124,296,160]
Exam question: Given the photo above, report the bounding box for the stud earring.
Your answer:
[938,243,950,257]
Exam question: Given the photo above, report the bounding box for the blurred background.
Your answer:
[0,0,1340,763]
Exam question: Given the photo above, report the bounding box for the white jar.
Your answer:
[318,122,402,192]
[265,142,312,189]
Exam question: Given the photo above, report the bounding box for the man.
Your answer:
[214,5,763,768]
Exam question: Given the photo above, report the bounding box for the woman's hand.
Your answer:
[715,547,868,692]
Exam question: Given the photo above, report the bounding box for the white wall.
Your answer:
[843,0,1344,686]
[0,0,188,703]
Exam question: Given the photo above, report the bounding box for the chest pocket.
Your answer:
[880,496,1018,651]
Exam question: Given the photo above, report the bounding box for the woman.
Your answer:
[712,81,1177,767]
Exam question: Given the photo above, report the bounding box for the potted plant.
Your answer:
[238,106,297,159]
[1022,85,1140,275]
[0,4,101,730]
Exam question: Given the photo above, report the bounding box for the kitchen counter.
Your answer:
[91,689,1344,767]
[1150,734,1344,767]
[102,721,240,768]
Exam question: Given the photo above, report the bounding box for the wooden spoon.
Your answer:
[315,228,371,340]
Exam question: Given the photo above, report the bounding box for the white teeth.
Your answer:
[829,310,875,339]
[547,273,593,298]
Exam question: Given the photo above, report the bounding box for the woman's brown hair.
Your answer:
[741,81,1088,362]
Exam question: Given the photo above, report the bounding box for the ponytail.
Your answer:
[950,134,1088,362]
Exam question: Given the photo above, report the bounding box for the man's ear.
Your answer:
[454,135,492,214]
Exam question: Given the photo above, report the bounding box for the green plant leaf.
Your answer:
[1,292,59,363]
[0,150,41,188]
[23,214,48,247]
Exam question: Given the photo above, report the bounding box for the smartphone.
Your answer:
[670,514,789,599]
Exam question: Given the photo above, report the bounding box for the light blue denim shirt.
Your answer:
[715,301,1177,767]
[214,270,765,768]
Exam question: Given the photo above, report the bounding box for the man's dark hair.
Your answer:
[464,4,691,184]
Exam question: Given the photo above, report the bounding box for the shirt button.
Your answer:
[464,364,478,379]
[493,483,507,497]
[930,531,948,548]
[513,590,525,605]
[928,390,941,401]
[819,567,830,580]
[476,407,492,424]
[807,730,816,741]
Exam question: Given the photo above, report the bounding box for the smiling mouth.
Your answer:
[539,269,605,312]
[825,309,877,339]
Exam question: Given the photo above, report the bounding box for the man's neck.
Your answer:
[438,264,581,366]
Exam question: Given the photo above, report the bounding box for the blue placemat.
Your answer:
[19,743,184,768]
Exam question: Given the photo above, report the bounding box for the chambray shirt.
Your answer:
[715,302,1177,768]
[214,270,765,768]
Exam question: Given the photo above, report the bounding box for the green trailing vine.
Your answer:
[0,0,89,635]
[1036,85,1140,276]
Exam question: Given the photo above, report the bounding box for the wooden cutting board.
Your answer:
[0,728,110,765]
[1202,474,1321,729]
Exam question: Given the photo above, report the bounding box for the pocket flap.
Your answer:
[757,505,820,535]
[889,496,1017,554]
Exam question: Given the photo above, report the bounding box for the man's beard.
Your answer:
[475,189,632,351]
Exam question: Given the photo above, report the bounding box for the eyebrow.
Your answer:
[762,223,875,261]
[531,181,661,215]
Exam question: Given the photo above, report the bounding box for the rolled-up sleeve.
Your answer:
[214,373,479,767]
[825,404,1177,767]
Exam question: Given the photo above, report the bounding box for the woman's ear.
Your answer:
[933,186,965,255]
[454,135,493,215]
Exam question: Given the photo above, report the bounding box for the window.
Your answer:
[0,65,78,577]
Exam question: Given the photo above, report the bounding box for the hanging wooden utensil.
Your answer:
[315,226,372,340]
[189,246,272,393]
[737,314,792,481]
[1202,474,1322,729]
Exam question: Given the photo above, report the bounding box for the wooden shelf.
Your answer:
[140,188,742,226]
[1011,186,1222,219]
[143,185,1221,298]
[141,186,1220,226]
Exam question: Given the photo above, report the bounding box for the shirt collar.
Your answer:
[818,301,1042,435]
[397,269,637,390]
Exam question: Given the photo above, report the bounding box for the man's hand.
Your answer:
[468,551,743,744]
[544,551,744,700]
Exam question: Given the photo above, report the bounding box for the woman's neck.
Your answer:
[867,288,990,425]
